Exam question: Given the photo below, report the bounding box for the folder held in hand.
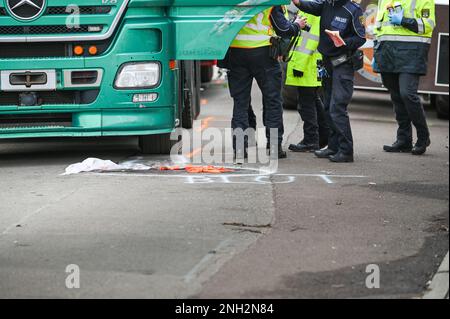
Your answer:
[325,29,346,47]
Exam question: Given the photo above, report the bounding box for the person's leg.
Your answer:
[297,86,320,146]
[228,49,253,152]
[252,47,285,150]
[381,72,413,148]
[329,62,354,157]
[315,87,330,148]
[320,62,339,154]
[398,73,430,147]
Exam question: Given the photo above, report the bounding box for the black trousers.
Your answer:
[297,86,329,145]
[323,59,355,155]
[228,46,284,146]
[381,72,430,144]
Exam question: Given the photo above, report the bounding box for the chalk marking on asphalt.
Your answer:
[319,175,334,184]
[85,172,367,185]
[88,172,366,179]
[184,237,233,284]
[1,189,78,236]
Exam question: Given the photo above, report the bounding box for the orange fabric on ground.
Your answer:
[159,165,234,174]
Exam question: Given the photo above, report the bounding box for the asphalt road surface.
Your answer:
[0,80,448,299]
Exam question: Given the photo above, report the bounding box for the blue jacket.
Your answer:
[270,5,301,38]
[297,0,366,57]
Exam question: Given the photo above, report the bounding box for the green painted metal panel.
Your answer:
[0,0,287,139]
[169,0,288,60]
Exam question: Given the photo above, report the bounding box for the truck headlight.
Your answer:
[115,62,160,89]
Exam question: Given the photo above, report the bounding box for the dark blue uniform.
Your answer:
[227,6,300,155]
[296,0,366,161]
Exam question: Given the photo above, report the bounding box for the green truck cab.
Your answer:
[0,0,286,153]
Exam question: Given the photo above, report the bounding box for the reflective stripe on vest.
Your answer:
[230,8,273,48]
[375,0,435,43]
[294,32,320,55]
[377,34,432,44]
[286,12,322,88]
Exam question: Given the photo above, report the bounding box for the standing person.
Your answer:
[287,10,330,153]
[228,6,306,159]
[374,0,436,155]
[293,0,366,163]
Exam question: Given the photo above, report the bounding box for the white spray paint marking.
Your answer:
[85,172,367,185]
[1,189,79,236]
[184,237,233,284]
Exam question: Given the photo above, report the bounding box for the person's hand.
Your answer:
[294,16,308,29]
[388,9,404,26]
[292,0,300,6]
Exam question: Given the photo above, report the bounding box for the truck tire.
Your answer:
[201,65,214,83]
[182,61,201,129]
[432,94,449,119]
[139,134,175,155]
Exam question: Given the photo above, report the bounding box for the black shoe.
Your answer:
[383,141,413,153]
[289,142,320,153]
[278,149,287,159]
[412,139,431,156]
[329,152,354,163]
[268,144,287,159]
[319,138,329,149]
[314,148,337,159]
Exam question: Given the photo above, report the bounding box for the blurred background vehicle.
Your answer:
[282,0,449,119]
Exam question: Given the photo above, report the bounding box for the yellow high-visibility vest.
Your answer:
[230,7,274,49]
[375,0,436,44]
[286,12,322,87]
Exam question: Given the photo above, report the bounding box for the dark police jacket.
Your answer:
[296,0,366,58]
[270,5,301,38]
[373,17,430,75]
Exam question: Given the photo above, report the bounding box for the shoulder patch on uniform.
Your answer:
[359,15,366,25]
[422,9,430,18]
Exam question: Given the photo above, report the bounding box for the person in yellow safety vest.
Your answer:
[374,0,436,155]
[225,5,307,160]
[287,11,331,153]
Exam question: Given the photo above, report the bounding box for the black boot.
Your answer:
[289,142,320,153]
[329,152,354,163]
[412,139,431,156]
[268,144,287,159]
[383,141,413,153]
[314,148,337,159]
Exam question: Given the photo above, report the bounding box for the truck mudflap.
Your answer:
[168,0,288,60]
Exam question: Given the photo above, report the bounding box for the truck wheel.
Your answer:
[182,90,194,129]
[432,95,449,119]
[139,134,175,155]
[201,65,214,83]
[182,61,201,129]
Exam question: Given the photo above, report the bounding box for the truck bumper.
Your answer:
[0,107,175,139]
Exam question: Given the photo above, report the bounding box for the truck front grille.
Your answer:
[0,90,99,106]
[0,113,72,129]
[0,41,111,58]
[0,25,103,35]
